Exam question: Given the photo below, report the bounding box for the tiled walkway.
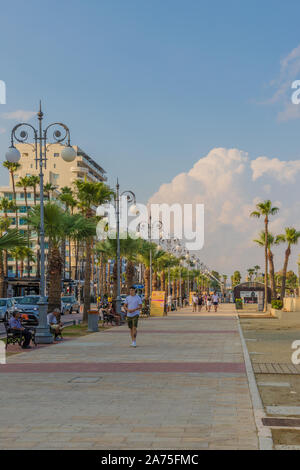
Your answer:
[0,306,258,449]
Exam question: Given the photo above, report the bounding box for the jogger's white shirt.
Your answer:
[125,295,142,317]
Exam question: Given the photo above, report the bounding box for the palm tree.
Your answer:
[250,200,279,312]
[16,176,31,210]
[27,203,97,312]
[231,270,241,287]
[74,180,114,321]
[44,182,57,200]
[16,176,33,276]
[0,229,26,296]
[3,161,21,276]
[254,265,261,280]
[0,198,17,279]
[58,188,78,281]
[28,175,40,205]
[275,227,300,300]
[9,246,35,278]
[254,232,276,299]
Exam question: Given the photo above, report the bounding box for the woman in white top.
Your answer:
[206,295,212,312]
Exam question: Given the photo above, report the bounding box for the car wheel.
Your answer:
[4,313,8,322]
[69,307,73,314]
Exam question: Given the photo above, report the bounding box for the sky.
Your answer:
[0,0,300,277]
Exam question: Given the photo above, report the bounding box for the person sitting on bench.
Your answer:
[47,308,63,340]
[9,312,32,349]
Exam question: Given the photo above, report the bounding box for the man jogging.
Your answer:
[124,286,142,348]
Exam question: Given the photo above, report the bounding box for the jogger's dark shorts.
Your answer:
[127,315,139,329]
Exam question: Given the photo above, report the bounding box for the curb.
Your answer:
[237,318,274,450]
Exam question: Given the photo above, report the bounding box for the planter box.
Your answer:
[270,308,282,319]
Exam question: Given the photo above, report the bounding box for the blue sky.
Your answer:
[1,0,300,200]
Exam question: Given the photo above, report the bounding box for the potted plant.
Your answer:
[235,298,243,310]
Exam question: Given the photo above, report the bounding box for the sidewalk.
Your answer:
[0,305,259,450]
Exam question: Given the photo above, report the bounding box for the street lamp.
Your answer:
[137,215,163,300]
[6,102,76,344]
[115,180,137,315]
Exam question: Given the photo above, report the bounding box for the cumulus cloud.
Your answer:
[251,156,300,183]
[1,110,36,121]
[148,148,300,276]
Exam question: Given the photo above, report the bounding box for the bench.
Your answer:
[3,321,37,349]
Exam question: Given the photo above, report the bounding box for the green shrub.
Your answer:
[235,298,243,310]
[271,299,283,310]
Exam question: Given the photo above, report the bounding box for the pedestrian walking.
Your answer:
[167,294,172,312]
[198,293,203,312]
[124,286,143,348]
[206,294,212,312]
[212,292,219,312]
[192,293,198,312]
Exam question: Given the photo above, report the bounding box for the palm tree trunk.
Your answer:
[24,190,30,277]
[152,271,158,291]
[280,246,290,301]
[20,259,24,278]
[83,239,92,322]
[126,260,135,292]
[161,270,165,291]
[264,218,269,312]
[61,238,66,280]
[106,263,111,297]
[268,249,276,300]
[11,170,19,277]
[144,267,150,300]
[172,280,176,299]
[75,240,79,281]
[99,253,103,298]
[112,261,118,299]
[0,251,5,298]
[48,245,63,313]
[69,237,72,280]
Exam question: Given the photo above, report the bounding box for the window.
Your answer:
[53,164,56,169]
[4,193,13,200]
[54,153,59,157]
[22,153,29,157]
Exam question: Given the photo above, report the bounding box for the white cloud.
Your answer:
[1,110,36,121]
[265,44,300,121]
[251,156,300,183]
[149,148,300,277]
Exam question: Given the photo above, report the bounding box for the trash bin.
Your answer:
[88,310,99,332]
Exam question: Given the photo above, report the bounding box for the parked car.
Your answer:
[0,298,15,322]
[61,296,80,314]
[12,296,24,303]
[14,295,45,325]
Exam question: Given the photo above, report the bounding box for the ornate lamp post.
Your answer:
[5,102,76,343]
[138,215,163,300]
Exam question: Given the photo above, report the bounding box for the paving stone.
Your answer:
[0,306,258,450]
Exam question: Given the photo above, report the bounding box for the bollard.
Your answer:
[88,310,99,332]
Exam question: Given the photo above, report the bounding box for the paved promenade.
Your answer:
[0,306,258,449]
